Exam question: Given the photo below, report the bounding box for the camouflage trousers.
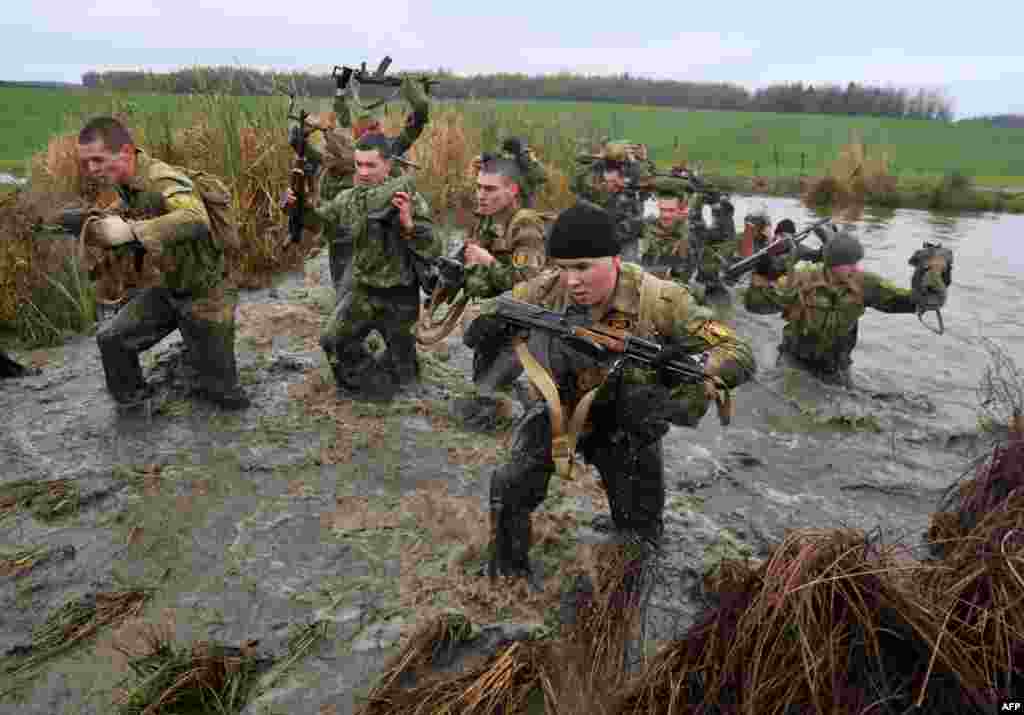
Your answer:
[320,281,421,395]
[777,336,853,387]
[96,284,241,402]
[327,232,353,293]
[488,405,665,578]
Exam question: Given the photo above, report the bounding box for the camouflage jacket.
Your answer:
[308,175,439,289]
[641,219,692,283]
[114,151,224,297]
[462,207,547,299]
[744,261,934,368]
[484,263,754,417]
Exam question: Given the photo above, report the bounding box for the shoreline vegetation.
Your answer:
[1,81,1022,348]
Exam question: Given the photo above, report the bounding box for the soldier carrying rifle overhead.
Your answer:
[476,202,756,588]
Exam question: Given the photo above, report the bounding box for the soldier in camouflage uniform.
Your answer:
[572,141,653,262]
[480,203,755,585]
[77,117,249,409]
[686,190,739,300]
[640,182,693,284]
[293,77,430,289]
[453,156,548,427]
[286,133,439,399]
[744,231,952,387]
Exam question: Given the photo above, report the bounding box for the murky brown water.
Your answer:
[1,200,1020,713]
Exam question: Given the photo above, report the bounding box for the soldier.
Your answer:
[77,116,249,409]
[572,141,651,262]
[467,137,550,210]
[741,210,772,256]
[452,156,548,427]
[482,202,755,586]
[640,183,693,284]
[292,77,430,289]
[744,230,952,387]
[687,190,738,300]
[285,132,439,400]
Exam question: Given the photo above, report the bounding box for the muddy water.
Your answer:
[1,202,1021,714]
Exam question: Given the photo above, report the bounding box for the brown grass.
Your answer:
[803,139,898,208]
[235,302,322,351]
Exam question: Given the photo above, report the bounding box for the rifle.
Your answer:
[493,296,710,386]
[909,241,953,335]
[414,241,469,346]
[722,217,834,283]
[333,57,440,92]
[285,94,319,245]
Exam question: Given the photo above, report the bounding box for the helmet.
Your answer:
[822,230,864,267]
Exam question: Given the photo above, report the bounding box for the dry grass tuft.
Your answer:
[235,302,322,351]
[112,622,276,715]
[803,138,897,208]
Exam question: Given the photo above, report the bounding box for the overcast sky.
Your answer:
[6,0,1024,118]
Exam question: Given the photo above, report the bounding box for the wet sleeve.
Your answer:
[334,93,351,129]
[862,271,917,314]
[405,192,438,257]
[392,77,430,157]
[463,216,547,299]
[130,175,210,254]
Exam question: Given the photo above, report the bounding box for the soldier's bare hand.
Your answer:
[463,242,496,266]
[392,191,414,232]
[282,189,297,209]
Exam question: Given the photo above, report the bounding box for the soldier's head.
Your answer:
[822,230,864,274]
[602,162,627,194]
[548,202,621,306]
[353,133,393,186]
[476,156,523,216]
[78,116,137,185]
[744,210,771,236]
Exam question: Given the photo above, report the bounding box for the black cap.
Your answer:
[775,218,796,235]
[822,230,864,267]
[548,201,620,259]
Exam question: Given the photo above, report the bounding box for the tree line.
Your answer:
[81,67,955,121]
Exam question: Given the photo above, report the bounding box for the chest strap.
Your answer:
[513,339,603,480]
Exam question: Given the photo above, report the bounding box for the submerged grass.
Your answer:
[2,589,153,698]
[0,478,81,522]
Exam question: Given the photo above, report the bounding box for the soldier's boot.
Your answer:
[0,350,29,379]
[488,508,542,592]
[97,329,150,404]
[182,318,250,410]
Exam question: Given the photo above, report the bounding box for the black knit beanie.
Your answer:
[548,201,620,259]
[822,230,864,267]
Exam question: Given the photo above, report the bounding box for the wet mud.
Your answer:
[1,201,1020,713]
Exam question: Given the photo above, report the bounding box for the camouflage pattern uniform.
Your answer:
[305,78,430,289]
[640,217,693,284]
[460,207,547,397]
[95,151,245,407]
[688,192,738,294]
[483,263,755,578]
[306,174,439,394]
[744,260,947,385]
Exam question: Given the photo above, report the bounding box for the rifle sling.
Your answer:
[513,338,602,481]
[414,288,470,346]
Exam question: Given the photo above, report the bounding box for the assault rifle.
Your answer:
[284,95,318,245]
[493,296,710,386]
[333,57,440,92]
[659,167,726,205]
[34,207,146,255]
[722,217,834,283]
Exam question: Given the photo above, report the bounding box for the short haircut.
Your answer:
[78,116,135,151]
[479,156,523,188]
[354,132,393,158]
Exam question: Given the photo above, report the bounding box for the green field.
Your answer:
[469,100,1024,185]
[3,86,1024,187]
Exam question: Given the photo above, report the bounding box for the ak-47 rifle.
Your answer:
[332,57,439,97]
[722,217,834,283]
[414,240,469,346]
[284,94,322,245]
[494,296,710,384]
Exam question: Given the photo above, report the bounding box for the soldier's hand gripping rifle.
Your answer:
[414,240,469,346]
[722,217,834,283]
